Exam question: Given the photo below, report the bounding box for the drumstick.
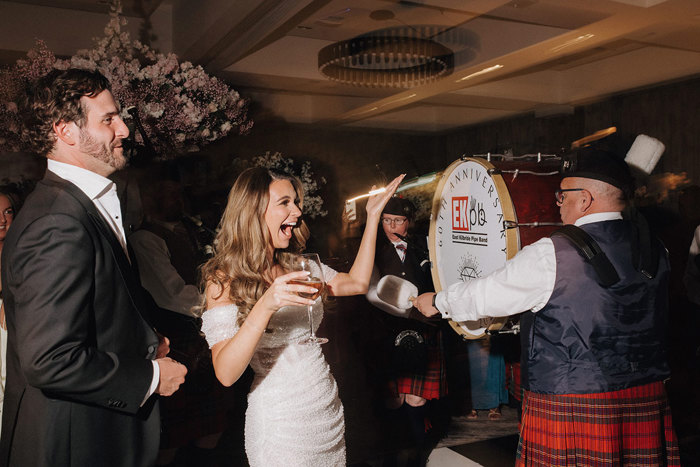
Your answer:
[571,126,617,149]
[346,187,387,203]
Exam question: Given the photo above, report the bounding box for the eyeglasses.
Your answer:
[381,217,407,226]
[554,188,585,205]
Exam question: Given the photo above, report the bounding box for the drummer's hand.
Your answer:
[412,293,440,318]
[366,174,405,219]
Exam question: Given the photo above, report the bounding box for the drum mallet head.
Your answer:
[625,134,665,175]
[376,275,419,313]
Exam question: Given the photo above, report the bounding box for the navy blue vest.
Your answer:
[520,220,670,394]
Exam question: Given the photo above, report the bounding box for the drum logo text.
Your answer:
[452,196,470,231]
[452,196,486,232]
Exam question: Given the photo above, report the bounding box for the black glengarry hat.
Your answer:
[561,131,665,197]
[383,196,415,220]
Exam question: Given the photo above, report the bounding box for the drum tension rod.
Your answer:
[486,325,520,335]
[487,168,559,182]
[504,220,563,229]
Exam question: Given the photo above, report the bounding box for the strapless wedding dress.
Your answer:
[201,271,345,466]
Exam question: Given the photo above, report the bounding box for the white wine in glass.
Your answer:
[289,253,327,344]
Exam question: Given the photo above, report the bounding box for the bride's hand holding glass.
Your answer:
[289,253,327,345]
[261,270,317,314]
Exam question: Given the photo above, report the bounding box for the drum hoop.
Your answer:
[428,157,519,339]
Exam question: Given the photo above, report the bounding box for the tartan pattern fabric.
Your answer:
[516,381,681,466]
[393,326,447,400]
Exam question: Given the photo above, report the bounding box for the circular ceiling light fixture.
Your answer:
[318,31,454,88]
[369,9,395,21]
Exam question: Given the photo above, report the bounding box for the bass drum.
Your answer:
[428,156,561,339]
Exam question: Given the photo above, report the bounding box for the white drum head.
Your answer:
[428,158,519,339]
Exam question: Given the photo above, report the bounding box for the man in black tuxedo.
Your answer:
[0,69,187,467]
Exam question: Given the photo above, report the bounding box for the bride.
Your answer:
[200,167,403,465]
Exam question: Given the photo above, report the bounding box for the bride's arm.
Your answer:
[207,282,266,387]
[208,270,316,386]
[327,174,404,297]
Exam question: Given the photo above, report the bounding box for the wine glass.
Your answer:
[289,253,327,345]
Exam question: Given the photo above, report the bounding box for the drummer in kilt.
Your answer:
[413,134,681,466]
[366,197,447,464]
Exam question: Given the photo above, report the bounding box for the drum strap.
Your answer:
[622,206,660,280]
[551,225,620,287]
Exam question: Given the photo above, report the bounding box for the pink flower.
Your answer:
[0,0,251,156]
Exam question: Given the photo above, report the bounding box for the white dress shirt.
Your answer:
[47,160,159,403]
[48,160,129,257]
[435,212,623,322]
[129,222,200,316]
[392,240,407,262]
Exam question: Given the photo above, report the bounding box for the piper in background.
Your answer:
[366,197,447,465]
[413,133,680,466]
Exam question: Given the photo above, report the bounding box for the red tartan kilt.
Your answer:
[393,327,447,400]
[516,381,681,466]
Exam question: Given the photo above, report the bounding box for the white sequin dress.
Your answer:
[201,264,345,466]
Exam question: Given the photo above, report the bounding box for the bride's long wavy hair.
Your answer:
[200,167,310,324]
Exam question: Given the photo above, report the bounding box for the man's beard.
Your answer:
[78,129,127,171]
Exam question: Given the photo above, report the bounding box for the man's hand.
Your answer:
[156,335,170,359]
[412,293,440,318]
[155,357,187,396]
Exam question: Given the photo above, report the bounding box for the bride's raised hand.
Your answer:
[260,270,317,314]
[365,174,405,219]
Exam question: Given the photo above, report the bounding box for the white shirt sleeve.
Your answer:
[435,237,556,322]
[141,360,159,406]
[129,230,200,316]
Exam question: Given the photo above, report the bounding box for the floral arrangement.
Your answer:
[253,151,328,219]
[0,0,252,156]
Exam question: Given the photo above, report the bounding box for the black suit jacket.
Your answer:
[373,235,435,333]
[0,171,160,467]
[375,235,434,295]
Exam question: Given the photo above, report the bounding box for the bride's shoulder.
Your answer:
[205,272,230,300]
[204,274,237,310]
[202,302,239,316]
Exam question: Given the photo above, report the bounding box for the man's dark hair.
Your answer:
[21,68,111,156]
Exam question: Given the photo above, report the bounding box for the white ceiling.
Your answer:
[1,0,699,133]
